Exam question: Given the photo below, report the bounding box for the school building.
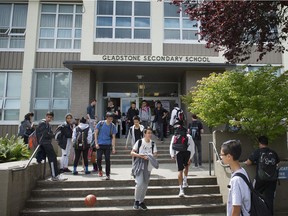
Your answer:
[0,0,287,132]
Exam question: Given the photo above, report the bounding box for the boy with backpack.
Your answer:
[72,117,92,175]
[245,136,280,215]
[125,116,144,149]
[220,140,251,216]
[170,124,195,197]
[169,103,185,127]
[95,112,117,180]
[188,114,204,168]
[131,127,158,210]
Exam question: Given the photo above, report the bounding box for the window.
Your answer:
[0,72,22,121]
[0,4,28,49]
[96,0,150,40]
[164,2,199,41]
[33,70,71,121]
[39,4,82,50]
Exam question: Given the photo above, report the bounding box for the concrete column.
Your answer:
[19,0,40,119]
[80,0,96,60]
[70,69,91,118]
[151,0,164,56]
[281,40,288,72]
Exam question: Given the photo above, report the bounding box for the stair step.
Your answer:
[22,204,226,216]
[31,185,220,197]
[36,177,218,188]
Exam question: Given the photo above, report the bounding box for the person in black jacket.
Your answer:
[55,113,73,173]
[153,101,168,142]
[36,112,67,181]
[126,102,139,128]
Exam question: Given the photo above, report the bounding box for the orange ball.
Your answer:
[84,194,97,207]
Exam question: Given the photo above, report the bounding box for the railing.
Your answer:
[12,145,47,179]
[208,141,229,176]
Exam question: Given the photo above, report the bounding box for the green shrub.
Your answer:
[0,135,31,163]
[183,66,288,144]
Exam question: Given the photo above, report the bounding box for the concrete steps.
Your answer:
[21,177,225,216]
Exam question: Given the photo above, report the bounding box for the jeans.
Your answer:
[155,122,164,141]
[135,170,151,203]
[193,139,202,166]
[60,138,72,169]
[74,148,89,167]
[41,143,59,177]
[97,145,111,176]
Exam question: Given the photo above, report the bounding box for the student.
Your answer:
[170,125,195,197]
[126,102,139,128]
[188,114,204,167]
[220,140,250,216]
[72,117,92,175]
[18,112,35,144]
[139,100,151,128]
[36,112,67,181]
[55,113,73,173]
[95,112,117,180]
[245,136,280,215]
[131,127,158,210]
[125,116,144,149]
[153,101,168,142]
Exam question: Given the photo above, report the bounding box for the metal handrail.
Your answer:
[208,141,229,176]
[12,145,47,179]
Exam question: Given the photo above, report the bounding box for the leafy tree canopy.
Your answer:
[182,66,288,143]
[168,0,288,63]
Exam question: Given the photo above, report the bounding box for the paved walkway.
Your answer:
[59,163,215,182]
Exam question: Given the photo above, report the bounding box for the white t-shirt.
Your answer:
[227,168,251,216]
[132,138,157,171]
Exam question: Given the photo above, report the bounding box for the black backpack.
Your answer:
[189,121,200,139]
[258,150,278,181]
[75,127,89,150]
[234,173,272,216]
[172,126,189,152]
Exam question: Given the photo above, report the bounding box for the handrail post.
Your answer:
[208,142,212,176]
[42,158,46,179]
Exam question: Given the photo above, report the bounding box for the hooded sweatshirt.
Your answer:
[72,123,92,144]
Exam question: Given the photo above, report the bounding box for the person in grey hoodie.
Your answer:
[72,117,92,175]
[131,127,158,211]
[139,100,151,128]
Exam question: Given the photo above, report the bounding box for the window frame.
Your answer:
[95,0,151,42]
[0,3,28,51]
[163,2,203,44]
[32,69,72,123]
[37,3,82,52]
[0,70,22,123]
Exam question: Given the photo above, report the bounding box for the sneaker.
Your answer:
[106,175,110,180]
[85,171,91,175]
[63,168,72,172]
[52,174,68,181]
[72,171,78,175]
[92,169,98,173]
[98,171,103,177]
[133,201,140,210]
[139,202,148,210]
[178,188,185,197]
[183,181,189,188]
[59,169,64,174]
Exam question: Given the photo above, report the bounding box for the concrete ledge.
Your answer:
[0,160,51,216]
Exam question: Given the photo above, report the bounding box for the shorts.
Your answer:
[176,151,191,171]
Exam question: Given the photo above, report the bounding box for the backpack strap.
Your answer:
[233,172,253,191]
[152,141,155,154]
[137,139,142,154]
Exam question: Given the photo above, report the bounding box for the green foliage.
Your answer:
[183,66,288,144]
[0,134,31,163]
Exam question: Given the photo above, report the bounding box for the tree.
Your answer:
[182,66,288,144]
[168,0,288,63]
